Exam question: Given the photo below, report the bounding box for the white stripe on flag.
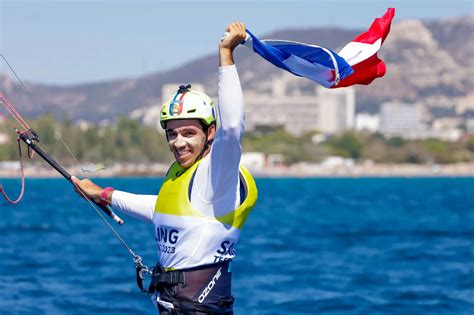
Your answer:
[338,38,383,66]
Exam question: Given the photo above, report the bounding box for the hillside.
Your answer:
[1,15,473,121]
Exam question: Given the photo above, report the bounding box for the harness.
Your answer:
[136,261,234,315]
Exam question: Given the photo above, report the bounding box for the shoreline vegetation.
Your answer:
[1,116,474,178]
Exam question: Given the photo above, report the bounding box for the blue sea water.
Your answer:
[0,177,473,315]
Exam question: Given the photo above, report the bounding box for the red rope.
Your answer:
[0,95,31,204]
[0,93,31,131]
[0,139,26,204]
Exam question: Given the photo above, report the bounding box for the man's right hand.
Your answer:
[71,176,103,204]
[219,22,247,66]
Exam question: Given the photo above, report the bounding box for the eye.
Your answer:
[166,130,177,139]
[183,131,195,137]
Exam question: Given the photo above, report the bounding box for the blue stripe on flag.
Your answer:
[246,30,354,87]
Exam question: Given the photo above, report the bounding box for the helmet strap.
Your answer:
[195,122,215,162]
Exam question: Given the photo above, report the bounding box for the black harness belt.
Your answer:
[138,261,234,314]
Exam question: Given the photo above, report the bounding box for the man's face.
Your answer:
[166,119,213,168]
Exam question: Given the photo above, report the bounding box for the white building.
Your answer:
[244,90,319,135]
[244,77,355,135]
[431,117,463,130]
[355,113,380,132]
[380,102,425,138]
[425,129,462,142]
[430,117,463,141]
[317,87,355,135]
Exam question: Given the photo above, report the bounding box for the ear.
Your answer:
[206,124,216,141]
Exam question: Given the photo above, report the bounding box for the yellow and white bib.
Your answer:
[154,160,257,270]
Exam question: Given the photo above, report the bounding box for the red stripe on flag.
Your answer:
[332,8,395,88]
[352,8,395,45]
[336,54,386,88]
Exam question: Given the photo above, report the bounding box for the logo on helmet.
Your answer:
[169,100,183,116]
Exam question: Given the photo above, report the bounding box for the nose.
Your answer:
[172,134,187,148]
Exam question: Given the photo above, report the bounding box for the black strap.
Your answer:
[136,263,186,294]
[136,265,147,292]
[136,263,159,293]
[151,269,185,288]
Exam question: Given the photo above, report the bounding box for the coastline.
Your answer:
[1,162,473,178]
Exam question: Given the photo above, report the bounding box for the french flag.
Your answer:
[244,8,395,88]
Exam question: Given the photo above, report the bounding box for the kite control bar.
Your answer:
[18,130,124,225]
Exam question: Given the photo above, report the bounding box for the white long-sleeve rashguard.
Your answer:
[111,65,244,223]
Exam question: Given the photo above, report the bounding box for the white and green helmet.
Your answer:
[160,84,216,129]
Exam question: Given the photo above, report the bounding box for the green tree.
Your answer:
[326,131,363,159]
[466,136,474,153]
[423,139,452,163]
[387,136,406,147]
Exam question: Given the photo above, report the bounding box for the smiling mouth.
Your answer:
[176,150,192,159]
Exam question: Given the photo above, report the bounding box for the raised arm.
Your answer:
[192,23,247,208]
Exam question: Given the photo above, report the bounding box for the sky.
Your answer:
[0,0,473,85]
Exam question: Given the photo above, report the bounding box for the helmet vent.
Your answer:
[187,109,196,113]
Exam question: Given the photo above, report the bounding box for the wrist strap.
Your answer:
[100,187,114,206]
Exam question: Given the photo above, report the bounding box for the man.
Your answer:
[72,22,258,314]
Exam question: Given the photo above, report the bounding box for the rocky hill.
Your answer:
[1,15,472,122]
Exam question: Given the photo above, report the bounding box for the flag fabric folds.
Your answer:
[243,8,395,88]
[244,32,354,88]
